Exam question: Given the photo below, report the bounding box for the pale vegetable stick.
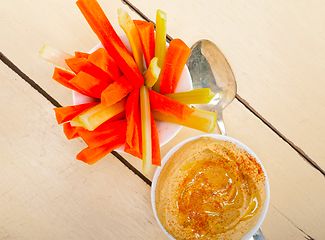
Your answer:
[152,108,217,133]
[152,9,167,92]
[71,99,126,131]
[144,57,161,88]
[118,8,145,74]
[140,85,152,175]
[164,88,215,105]
[39,45,73,70]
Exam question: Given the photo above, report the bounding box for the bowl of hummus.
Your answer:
[151,134,269,240]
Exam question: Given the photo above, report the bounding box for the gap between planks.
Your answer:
[0,49,314,239]
[0,51,152,186]
[0,3,317,237]
[121,0,325,177]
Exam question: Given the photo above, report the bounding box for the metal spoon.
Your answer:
[186,39,265,240]
[186,39,236,135]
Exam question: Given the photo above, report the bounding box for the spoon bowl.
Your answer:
[186,39,237,135]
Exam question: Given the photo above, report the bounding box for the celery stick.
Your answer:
[118,8,145,74]
[164,88,215,104]
[152,9,167,92]
[77,99,126,131]
[70,116,83,127]
[39,45,73,70]
[152,108,217,133]
[144,57,161,88]
[140,85,152,175]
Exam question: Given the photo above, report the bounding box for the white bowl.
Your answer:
[73,34,193,152]
[151,134,270,240]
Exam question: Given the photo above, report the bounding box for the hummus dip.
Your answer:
[155,137,266,240]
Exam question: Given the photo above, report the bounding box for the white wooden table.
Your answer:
[1,0,325,239]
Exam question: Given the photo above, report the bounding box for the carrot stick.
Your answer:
[53,102,98,124]
[148,89,194,122]
[52,67,85,93]
[78,119,127,149]
[150,112,161,166]
[65,57,114,84]
[63,122,82,140]
[69,71,111,99]
[133,20,155,69]
[124,88,142,159]
[159,38,191,94]
[75,51,90,59]
[76,0,144,88]
[101,75,134,106]
[88,47,122,80]
[76,133,126,165]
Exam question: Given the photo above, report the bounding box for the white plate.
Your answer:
[73,34,193,152]
[151,134,270,240]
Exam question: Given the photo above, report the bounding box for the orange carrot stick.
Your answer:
[101,75,134,106]
[63,122,82,140]
[159,38,191,94]
[76,0,144,88]
[65,57,114,84]
[52,67,86,93]
[133,20,155,69]
[124,88,142,159]
[53,102,98,124]
[88,47,122,80]
[76,134,126,165]
[150,112,161,166]
[78,119,127,149]
[75,51,90,59]
[148,89,194,122]
[69,71,111,99]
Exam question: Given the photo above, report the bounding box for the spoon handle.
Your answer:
[249,228,265,240]
[216,108,227,136]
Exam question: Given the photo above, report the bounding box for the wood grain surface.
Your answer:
[1,0,324,239]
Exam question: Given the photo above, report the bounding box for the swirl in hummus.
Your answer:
[155,137,266,240]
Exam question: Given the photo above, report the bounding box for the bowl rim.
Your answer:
[151,133,270,240]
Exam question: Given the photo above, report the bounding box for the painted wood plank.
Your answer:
[123,0,325,173]
[0,62,168,239]
[0,0,138,107]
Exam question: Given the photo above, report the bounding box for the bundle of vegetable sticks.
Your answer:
[40,0,217,175]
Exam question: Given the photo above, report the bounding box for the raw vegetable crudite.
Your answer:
[164,88,215,105]
[144,57,160,88]
[133,20,155,69]
[41,0,218,174]
[118,8,145,74]
[152,9,167,93]
[76,0,144,88]
[140,85,152,175]
[159,38,191,94]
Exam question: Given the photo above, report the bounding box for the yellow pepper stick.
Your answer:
[152,9,167,92]
[140,85,152,175]
[144,57,161,88]
[118,8,145,74]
